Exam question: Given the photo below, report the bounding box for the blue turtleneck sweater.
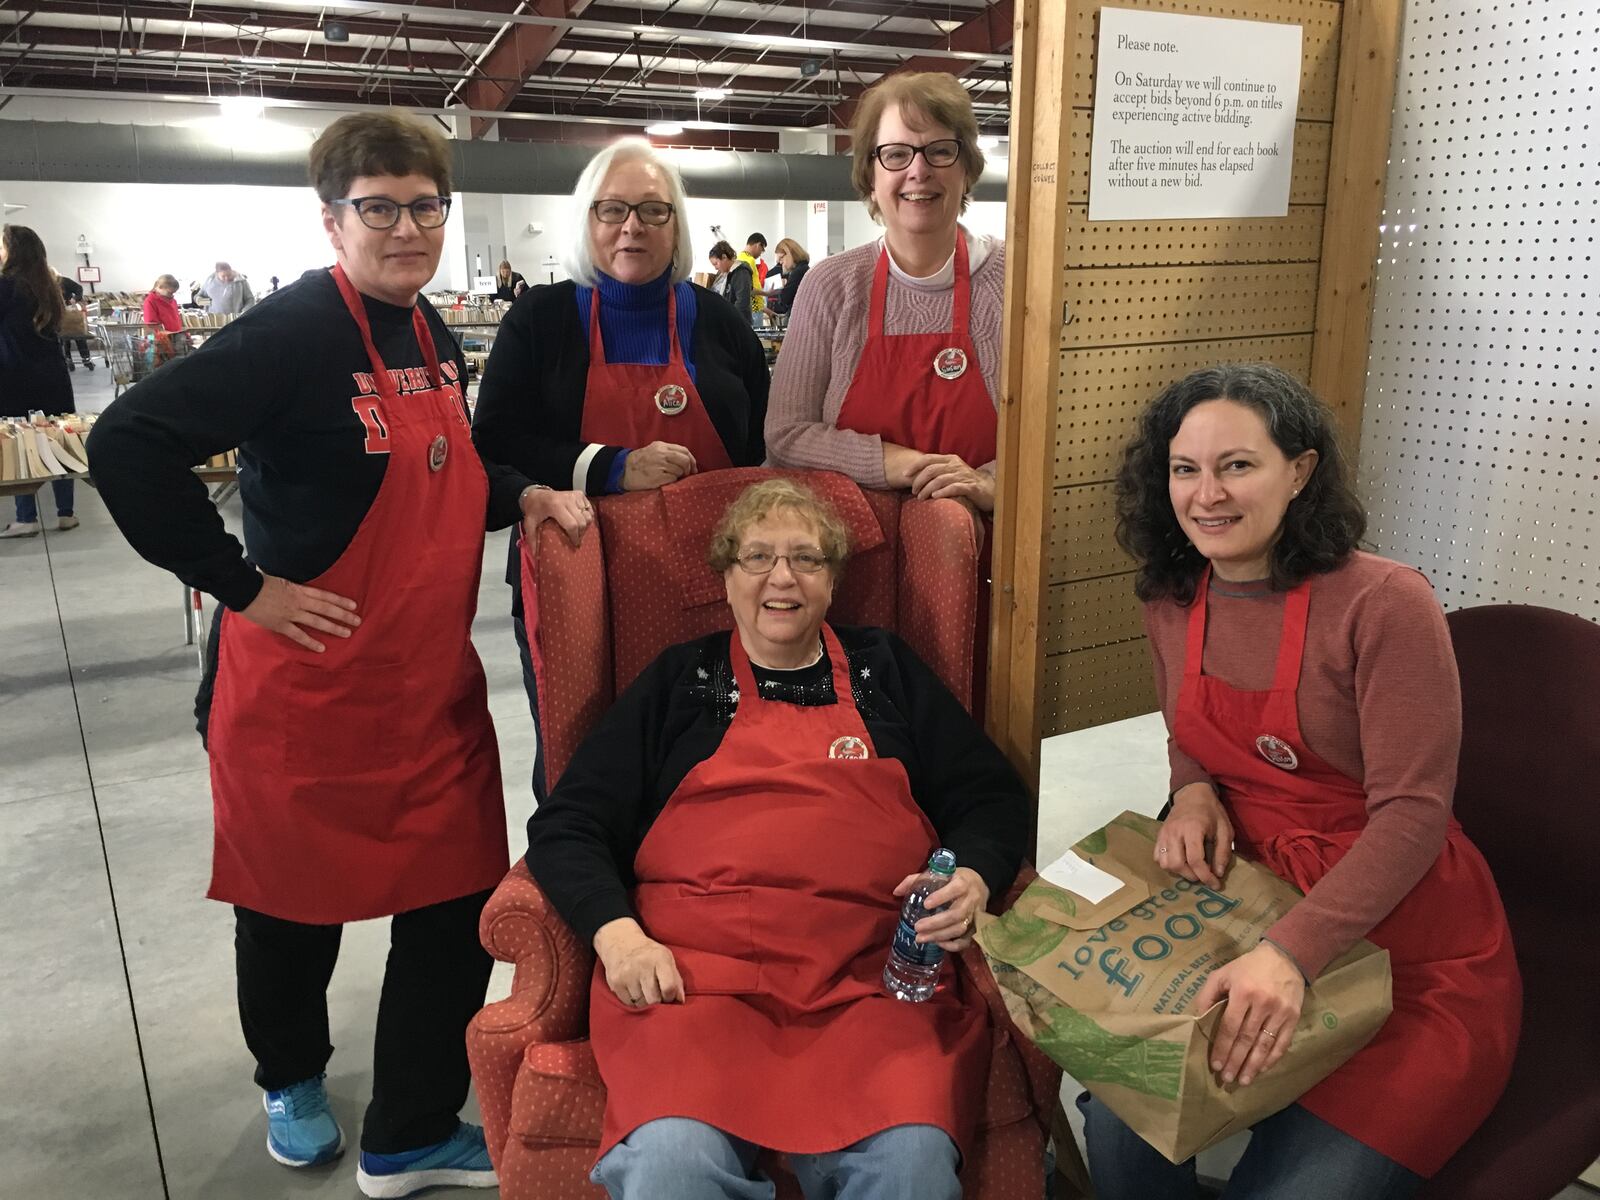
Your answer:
[575,269,699,384]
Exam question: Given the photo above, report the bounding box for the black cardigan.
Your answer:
[525,626,1030,944]
[472,279,769,495]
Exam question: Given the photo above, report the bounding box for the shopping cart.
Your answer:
[101,322,199,395]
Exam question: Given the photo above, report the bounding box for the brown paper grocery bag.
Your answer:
[978,811,1392,1165]
[59,306,89,337]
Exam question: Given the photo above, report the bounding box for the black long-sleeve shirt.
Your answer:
[766,259,809,316]
[87,268,531,612]
[525,626,1030,945]
[471,278,768,496]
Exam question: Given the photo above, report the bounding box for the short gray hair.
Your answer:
[562,138,695,287]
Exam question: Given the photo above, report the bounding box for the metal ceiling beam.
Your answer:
[456,0,590,140]
[828,0,1014,139]
[159,0,1014,61]
[0,83,865,135]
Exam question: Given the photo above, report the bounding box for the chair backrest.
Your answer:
[524,467,981,790]
[1446,604,1599,915]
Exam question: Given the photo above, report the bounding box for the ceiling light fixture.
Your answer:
[645,122,685,137]
[217,96,265,121]
[694,87,729,102]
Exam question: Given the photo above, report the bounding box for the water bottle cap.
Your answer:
[927,848,956,875]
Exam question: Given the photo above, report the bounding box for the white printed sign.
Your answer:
[1089,8,1302,220]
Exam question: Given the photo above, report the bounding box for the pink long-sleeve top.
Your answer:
[764,230,1006,488]
[1142,551,1460,979]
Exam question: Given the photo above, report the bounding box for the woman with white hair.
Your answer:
[473,137,769,797]
[475,137,768,494]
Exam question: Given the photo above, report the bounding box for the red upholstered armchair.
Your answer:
[467,467,1060,1200]
[1418,605,1600,1200]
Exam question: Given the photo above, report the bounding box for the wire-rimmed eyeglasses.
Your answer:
[733,549,831,575]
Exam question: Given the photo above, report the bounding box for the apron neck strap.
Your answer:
[1182,564,1314,693]
[729,622,866,723]
[330,264,440,402]
[868,229,972,340]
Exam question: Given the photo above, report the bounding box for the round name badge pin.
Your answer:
[1255,734,1299,771]
[828,735,870,760]
[654,383,688,416]
[428,434,449,472]
[933,347,968,381]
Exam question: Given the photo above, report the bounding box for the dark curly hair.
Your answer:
[1114,363,1367,605]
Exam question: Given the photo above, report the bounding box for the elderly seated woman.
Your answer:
[525,478,1030,1200]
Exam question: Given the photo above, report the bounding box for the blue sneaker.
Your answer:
[262,1074,345,1167]
[357,1121,498,1197]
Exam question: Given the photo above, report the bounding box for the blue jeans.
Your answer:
[591,1117,960,1200]
[1078,1093,1421,1200]
[16,480,75,523]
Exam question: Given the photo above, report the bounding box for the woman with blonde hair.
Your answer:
[765,237,810,317]
[143,274,184,332]
[494,259,526,302]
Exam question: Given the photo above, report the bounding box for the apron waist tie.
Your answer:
[1242,817,1466,895]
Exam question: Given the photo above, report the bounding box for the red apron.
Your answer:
[206,265,509,925]
[589,623,989,1161]
[834,230,998,715]
[1174,568,1521,1177]
[578,285,732,472]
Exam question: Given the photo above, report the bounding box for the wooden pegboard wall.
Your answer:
[1043,0,1342,735]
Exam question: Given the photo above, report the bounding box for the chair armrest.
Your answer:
[479,859,594,1038]
[896,497,980,710]
[472,860,596,1168]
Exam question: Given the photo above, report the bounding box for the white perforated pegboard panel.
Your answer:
[1359,0,1598,621]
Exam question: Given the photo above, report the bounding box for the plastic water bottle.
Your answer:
[883,848,957,1002]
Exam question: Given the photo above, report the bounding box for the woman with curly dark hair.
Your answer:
[1081,364,1521,1199]
[1,224,76,537]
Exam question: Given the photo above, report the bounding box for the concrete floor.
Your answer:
[2,364,1590,1199]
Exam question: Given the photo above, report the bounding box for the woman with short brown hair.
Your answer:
[90,109,592,1197]
[766,70,1001,513]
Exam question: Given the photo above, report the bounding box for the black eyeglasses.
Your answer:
[591,199,676,226]
[734,548,831,575]
[330,195,452,230]
[871,139,963,171]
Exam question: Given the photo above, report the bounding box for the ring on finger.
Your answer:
[1259,1028,1277,1041]
[1157,846,1168,857]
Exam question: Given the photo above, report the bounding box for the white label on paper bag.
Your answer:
[1039,849,1124,904]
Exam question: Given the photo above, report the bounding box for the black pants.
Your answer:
[512,612,549,805]
[234,888,495,1154]
[62,335,92,365]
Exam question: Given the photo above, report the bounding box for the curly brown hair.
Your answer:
[1114,363,1368,605]
[708,479,852,579]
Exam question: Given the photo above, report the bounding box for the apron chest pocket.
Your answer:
[634,888,761,995]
